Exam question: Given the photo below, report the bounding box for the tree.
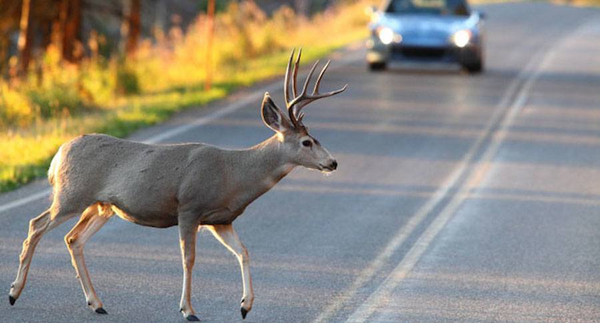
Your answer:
[125,0,141,57]
[17,0,32,74]
[59,0,82,62]
[294,0,310,17]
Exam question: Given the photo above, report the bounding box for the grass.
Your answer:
[0,1,372,193]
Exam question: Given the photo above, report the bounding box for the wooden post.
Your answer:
[204,0,215,91]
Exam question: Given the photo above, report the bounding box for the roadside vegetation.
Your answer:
[0,1,372,193]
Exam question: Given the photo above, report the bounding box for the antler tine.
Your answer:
[294,83,348,111]
[292,48,302,99]
[318,83,349,98]
[285,48,304,129]
[301,60,320,98]
[313,60,331,95]
[284,48,295,105]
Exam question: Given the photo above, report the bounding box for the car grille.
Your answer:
[393,46,447,59]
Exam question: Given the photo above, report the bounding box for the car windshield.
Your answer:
[385,0,470,16]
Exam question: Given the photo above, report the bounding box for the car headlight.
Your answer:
[452,30,472,48]
[377,27,395,45]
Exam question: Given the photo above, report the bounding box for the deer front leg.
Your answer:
[64,205,111,314]
[10,209,72,305]
[178,220,199,321]
[206,224,254,320]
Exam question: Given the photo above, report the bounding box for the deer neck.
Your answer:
[242,135,295,190]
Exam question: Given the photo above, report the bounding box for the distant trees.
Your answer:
[1,0,144,76]
[0,0,333,78]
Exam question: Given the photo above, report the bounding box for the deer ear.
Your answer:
[261,92,291,133]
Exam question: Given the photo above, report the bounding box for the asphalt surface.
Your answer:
[1,3,600,322]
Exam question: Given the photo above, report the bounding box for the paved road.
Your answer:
[2,3,600,322]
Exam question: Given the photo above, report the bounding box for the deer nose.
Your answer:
[330,160,338,170]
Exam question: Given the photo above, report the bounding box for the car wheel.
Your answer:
[464,59,484,74]
[369,62,387,72]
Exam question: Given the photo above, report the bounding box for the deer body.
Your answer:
[9,49,345,321]
[52,133,293,228]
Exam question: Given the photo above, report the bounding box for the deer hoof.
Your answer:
[9,295,16,306]
[185,314,200,321]
[95,308,108,314]
[241,307,248,319]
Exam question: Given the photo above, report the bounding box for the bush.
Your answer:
[116,62,140,95]
[0,82,35,127]
[79,58,116,106]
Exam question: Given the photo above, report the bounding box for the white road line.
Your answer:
[142,89,270,144]
[343,24,576,323]
[0,190,52,215]
[0,54,357,215]
[313,25,575,323]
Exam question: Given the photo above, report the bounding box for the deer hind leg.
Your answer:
[64,203,112,314]
[9,208,75,305]
[206,224,254,320]
[178,218,199,321]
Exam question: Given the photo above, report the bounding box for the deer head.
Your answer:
[261,49,347,173]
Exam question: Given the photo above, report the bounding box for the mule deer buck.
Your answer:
[8,49,346,321]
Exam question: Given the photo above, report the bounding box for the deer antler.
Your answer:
[284,48,348,129]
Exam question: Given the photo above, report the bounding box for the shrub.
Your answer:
[116,61,140,95]
[0,82,35,127]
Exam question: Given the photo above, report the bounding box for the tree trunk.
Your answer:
[59,0,82,62]
[294,0,310,17]
[126,0,141,57]
[17,0,32,74]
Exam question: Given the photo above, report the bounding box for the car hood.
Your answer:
[379,14,477,46]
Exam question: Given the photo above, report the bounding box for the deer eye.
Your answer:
[302,140,312,148]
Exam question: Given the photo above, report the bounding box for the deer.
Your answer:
[8,49,346,321]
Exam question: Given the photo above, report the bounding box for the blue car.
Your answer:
[366,0,486,73]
